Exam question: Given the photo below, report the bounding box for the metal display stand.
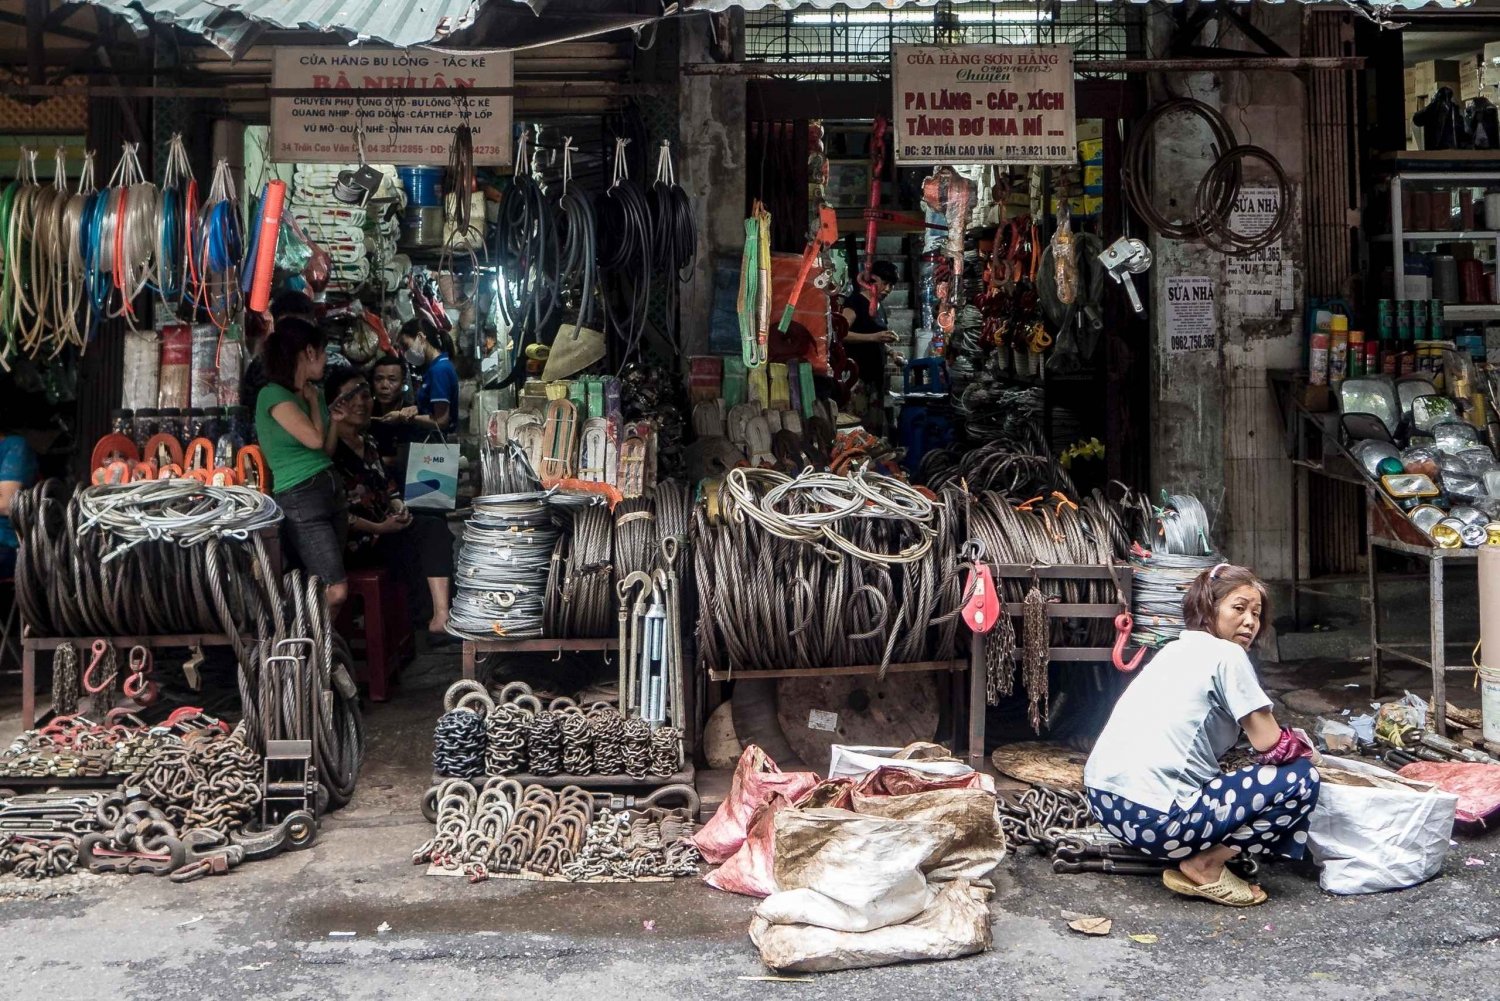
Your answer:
[1367,496,1478,737]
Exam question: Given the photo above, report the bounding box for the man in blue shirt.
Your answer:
[0,433,38,578]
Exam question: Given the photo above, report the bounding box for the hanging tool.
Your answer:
[776,204,839,334]
[857,116,888,314]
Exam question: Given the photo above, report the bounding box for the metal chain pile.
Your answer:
[123,726,263,836]
[433,682,680,780]
[52,642,80,717]
[0,709,225,780]
[559,807,702,881]
[997,784,1091,853]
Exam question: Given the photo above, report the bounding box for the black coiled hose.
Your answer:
[596,176,653,367]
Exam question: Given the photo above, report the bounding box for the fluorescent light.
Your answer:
[790,7,1051,26]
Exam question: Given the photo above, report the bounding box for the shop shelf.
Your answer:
[1371,231,1500,242]
[1439,304,1500,320]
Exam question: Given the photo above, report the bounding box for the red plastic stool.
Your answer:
[335,567,414,701]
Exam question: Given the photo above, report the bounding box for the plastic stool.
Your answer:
[335,567,413,701]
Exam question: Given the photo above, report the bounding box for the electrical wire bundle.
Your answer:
[11,479,365,810]
[447,493,560,640]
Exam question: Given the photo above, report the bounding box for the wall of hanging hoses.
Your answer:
[491,136,695,381]
[446,481,694,642]
[691,467,1209,678]
[11,479,365,809]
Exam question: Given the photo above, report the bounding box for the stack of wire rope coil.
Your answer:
[446,492,559,640]
[1128,493,1222,649]
[11,479,365,810]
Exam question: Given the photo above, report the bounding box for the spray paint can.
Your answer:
[1329,315,1349,386]
[1308,330,1331,385]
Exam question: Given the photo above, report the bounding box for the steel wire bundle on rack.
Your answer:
[413,777,701,883]
[446,492,559,640]
[693,467,968,676]
[1127,493,1222,650]
[10,479,365,811]
[545,502,616,639]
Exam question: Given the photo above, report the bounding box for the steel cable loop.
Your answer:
[1122,97,1241,243]
[612,497,658,589]
[1194,144,1291,255]
[10,480,365,811]
[558,503,614,639]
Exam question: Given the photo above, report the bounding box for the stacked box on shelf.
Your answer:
[291,163,406,293]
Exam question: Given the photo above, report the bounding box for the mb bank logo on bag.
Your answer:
[405,444,459,509]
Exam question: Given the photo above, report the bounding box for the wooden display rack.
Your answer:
[702,563,1132,770]
[20,632,242,729]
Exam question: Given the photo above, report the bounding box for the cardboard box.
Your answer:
[1458,53,1485,101]
[1076,119,1104,143]
[1411,59,1461,97]
[1486,41,1500,72]
[1405,67,1417,94]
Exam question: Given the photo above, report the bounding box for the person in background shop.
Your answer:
[369,354,415,470]
[0,429,38,578]
[326,364,455,636]
[391,319,459,435]
[840,260,900,431]
[255,317,350,617]
[1083,564,1321,908]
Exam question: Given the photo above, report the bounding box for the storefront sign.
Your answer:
[891,44,1076,165]
[270,47,512,166]
[1224,186,1292,317]
[1166,276,1217,352]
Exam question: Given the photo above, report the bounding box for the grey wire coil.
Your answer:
[447,493,560,641]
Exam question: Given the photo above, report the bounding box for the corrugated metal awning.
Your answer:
[681,0,1466,10]
[81,0,532,57]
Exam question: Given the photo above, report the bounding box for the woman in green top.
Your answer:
[255,317,351,616]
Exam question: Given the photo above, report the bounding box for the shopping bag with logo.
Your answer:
[404,437,460,510]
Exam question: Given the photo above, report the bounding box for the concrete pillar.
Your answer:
[1148,7,1306,580]
[677,19,746,358]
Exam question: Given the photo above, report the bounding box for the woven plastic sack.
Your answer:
[852,787,1006,884]
[705,793,791,897]
[693,745,819,864]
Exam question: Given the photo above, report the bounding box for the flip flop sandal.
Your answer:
[1162,868,1267,908]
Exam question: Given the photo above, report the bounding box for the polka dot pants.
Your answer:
[1085,760,1321,862]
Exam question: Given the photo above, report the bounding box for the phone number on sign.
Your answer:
[900,143,1072,160]
[1170,334,1216,351]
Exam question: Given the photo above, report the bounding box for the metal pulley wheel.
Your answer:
[773,673,941,769]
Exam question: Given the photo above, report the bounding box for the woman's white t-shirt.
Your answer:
[1083,630,1272,813]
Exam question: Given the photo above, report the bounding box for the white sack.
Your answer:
[829,744,978,781]
[756,808,958,933]
[750,880,992,974]
[1307,755,1458,895]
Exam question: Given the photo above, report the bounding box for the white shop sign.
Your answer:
[270,47,512,166]
[892,44,1076,165]
[1166,276,1217,353]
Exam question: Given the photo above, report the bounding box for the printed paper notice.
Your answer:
[1166,277,1217,352]
[892,44,1076,165]
[807,710,839,733]
[1224,186,1288,317]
